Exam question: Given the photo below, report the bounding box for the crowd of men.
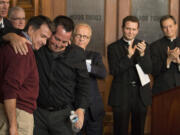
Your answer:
[1,0,180,135]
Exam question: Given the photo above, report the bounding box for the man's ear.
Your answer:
[27,26,34,37]
[68,40,71,45]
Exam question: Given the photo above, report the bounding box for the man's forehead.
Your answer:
[40,24,51,31]
[0,0,9,2]
[11,11,25,17]
[39,25,51,38]
[56,25,71,33]
[55,25,72,36]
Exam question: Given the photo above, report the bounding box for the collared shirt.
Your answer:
[168,37,176,42]
[123,38,134,46]
[22,31,32,43]
[35,44,90,110]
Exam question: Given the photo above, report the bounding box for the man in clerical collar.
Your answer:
[0,18,5,28]
[0,0,10,30]
[150,15,180,94]
[107,15,152,135]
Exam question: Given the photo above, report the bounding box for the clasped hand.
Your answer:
[128,40,146,58]
[167,47,180,64]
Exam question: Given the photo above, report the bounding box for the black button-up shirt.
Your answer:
[34,44,90,109]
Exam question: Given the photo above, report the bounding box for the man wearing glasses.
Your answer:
[73,23,106,135]
[8,6,26,30]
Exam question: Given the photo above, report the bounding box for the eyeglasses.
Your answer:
[74,34,90,40]
[11,17,25,21]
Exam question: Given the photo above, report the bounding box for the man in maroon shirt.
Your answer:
[0,15,53,135]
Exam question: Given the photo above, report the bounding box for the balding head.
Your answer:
[73,23,92,50]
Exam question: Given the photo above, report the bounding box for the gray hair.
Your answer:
[74,23,92,36]
[8,6,25,19]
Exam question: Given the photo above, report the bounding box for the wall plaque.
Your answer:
[132,0,169,43]
[67,0,104,55]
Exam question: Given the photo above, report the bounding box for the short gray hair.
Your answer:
[74,23,92,36]
[8,6,25,19]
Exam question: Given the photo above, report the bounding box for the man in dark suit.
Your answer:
[0,0,12,36]
[73,23,106,135]
[108,16,152,135]
[150,15,180,94]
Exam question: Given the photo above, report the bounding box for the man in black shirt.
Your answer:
[108,16,152,135]
[33,16,90,135]
[150,15,180,94]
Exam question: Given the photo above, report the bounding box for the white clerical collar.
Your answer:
[123,38,134,45]
[0,18,5,28]
[168,37,176,42]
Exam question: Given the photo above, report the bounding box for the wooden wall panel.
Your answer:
[50,0,66,19]
[104,0,117,109]
[11,0,39,21]
[103,0,118,134]
[40,0,66,20]
[169,0,179,33]
[39,0,52,19]
[117,0,131,38]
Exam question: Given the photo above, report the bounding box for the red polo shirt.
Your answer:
[0,43,39,114]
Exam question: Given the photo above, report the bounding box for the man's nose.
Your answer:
[4,3,9,9]
[42,39,47,45]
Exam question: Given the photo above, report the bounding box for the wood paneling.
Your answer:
[152,87,180,135]
[11,0,39,21]
[50,0,66,19]
[169,0,179,33]
[117,0,131,38]
[39,0,52,19]
[103,0,118,134]
[104,0,117,109]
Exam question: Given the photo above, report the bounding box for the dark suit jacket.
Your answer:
[85,51,106,121]
[108,38,152,108]
[150,37,180,94]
